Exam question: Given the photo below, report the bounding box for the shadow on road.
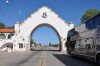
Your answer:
[9,51,40,66]
[30,47,60,52]
[30,49,60,52]
[53,54,96,66]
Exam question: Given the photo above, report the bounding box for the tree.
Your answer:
[49,42,52,47]
[0,22,6,29]
[39,43,41,46]
[53,44,59,47]
[7,26,14,29]
[30,39,36,46]
[81,9,100,23]
[30,39,35,44]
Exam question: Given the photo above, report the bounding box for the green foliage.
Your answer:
[54,44,59,47]
[49,43,59,47]
[39,43,41,46]
[81,9,100,23]
[0,22,6,29]
[7,26,14,29]
[30,39,33,44]
[30,39,36,47]
[30,39,36,44]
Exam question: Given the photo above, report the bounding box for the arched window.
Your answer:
[8,33,14,39]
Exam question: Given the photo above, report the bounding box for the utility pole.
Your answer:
[19,7,21,22]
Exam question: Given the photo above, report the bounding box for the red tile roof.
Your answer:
[0,29,14,33]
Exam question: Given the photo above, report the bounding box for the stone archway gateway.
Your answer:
[12,6,74,51]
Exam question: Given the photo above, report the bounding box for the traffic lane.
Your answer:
[17,51,43,66]
[1,47,96,66]
[13,47,45,66]
[44,51,65,66]
[0,52,34,66]
[40,47,65,66]
[0,47,44,66]
[53,54,96,66]
[15,51,42,66]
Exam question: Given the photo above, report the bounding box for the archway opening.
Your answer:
[8,33,14,39]
[0,43,13,52]
[30,24,61,51]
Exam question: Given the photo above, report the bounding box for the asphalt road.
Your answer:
[0,47,96,66]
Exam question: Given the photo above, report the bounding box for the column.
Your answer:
[5,33,9,39]
[61,37,67,51]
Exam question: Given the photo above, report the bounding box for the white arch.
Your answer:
[30,23,62,50]
[0,39,13,52]
[13,6,74,51]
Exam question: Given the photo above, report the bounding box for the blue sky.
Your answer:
[0,0,100,45]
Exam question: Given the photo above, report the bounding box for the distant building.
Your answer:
[0,29,14,52]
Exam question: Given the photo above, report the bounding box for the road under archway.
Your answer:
[30,24,61,51]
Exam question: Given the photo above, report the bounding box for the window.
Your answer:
[75,40,80,48]
[95,15,100,27]
[19,43,23,48]
[67,30,72,37]
[8,34,14,39]
[97,26,100,34]
[86,19,95,29]
[67,29,75,37]
[96,37,100,45]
